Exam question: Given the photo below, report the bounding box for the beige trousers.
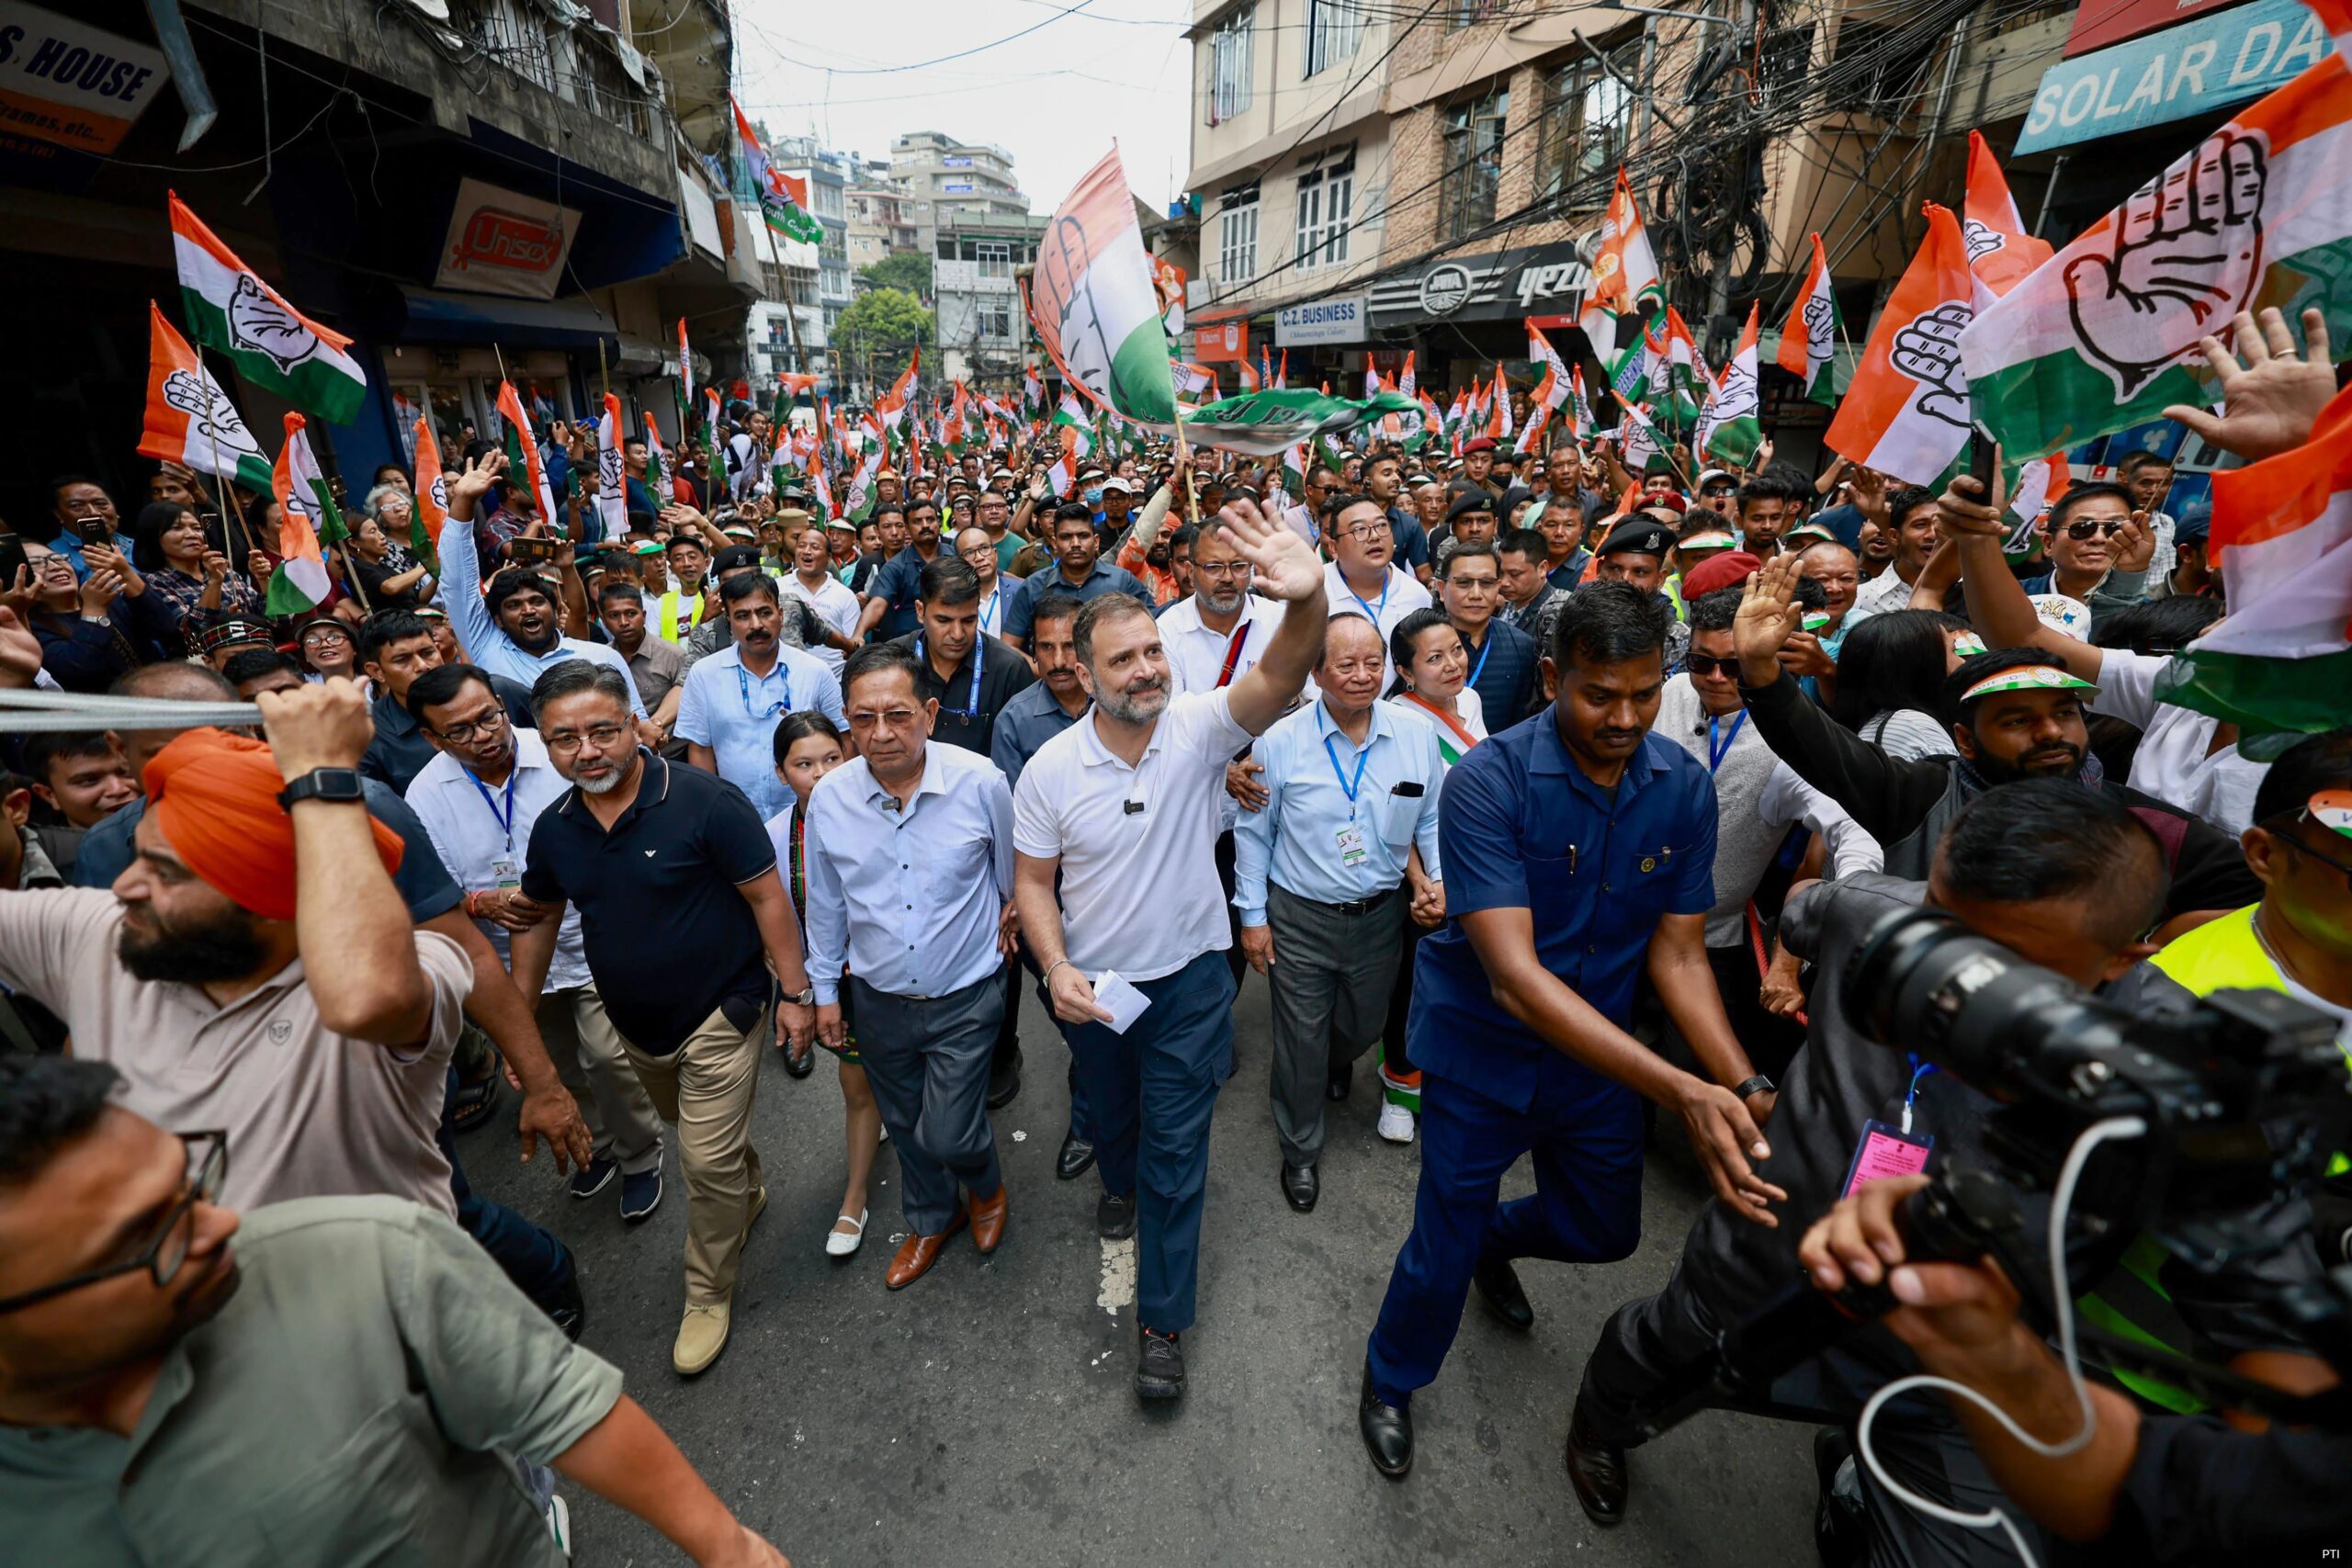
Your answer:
[619,1005,765,1304]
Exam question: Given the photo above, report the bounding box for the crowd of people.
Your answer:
[0,303,2346,1566]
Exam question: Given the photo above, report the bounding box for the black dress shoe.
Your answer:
[1281,1161,1319,1213]
[1056,1131,1097,1181]
[1136,1325,1185,1400]
[1096,1190,1137,1240]
[1472,1255,1534,1330]
[986,1046,1023,1109]
[1326,1062,1352,1101]
[1359,1364,1413,1478]
[1564,1399,1627,1527]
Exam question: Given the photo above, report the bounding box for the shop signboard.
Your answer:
[1275,294,1367,346]
[435,177,581,301]
[1366,240,1591,326]
[2017,0,2335,153]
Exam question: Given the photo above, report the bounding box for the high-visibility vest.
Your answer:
[657,590,703,643]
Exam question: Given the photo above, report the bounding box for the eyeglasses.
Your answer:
[2273,814,2352,889]
[2062,518,2127,541]
[430,709,508,745]
[1335,521,1388,542]
[1193,559,1250,579]
[544,724,630,754]
[0,1132,227,1315]
[301,627,352,645]
[1686,653,1742,679]
[849,706,923,730]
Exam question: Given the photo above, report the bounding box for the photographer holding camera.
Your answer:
[1565,783,2331,1564]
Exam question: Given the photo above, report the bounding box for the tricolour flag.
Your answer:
[1399,350,1417,400]
[1589,169,1663,316]
[643,412,674,502]
[1028,147,1179,426]
[1962,130,2054,307]
[595,393,628,542]
[1777,231,1843,406]
[139,301,272,492]
[170,191,367,424]
[1824,203,1974,487]
[1704,303,1764,466]
[1488,366,1512,441]
[1962,51,2352,465]
[732,96,822,243]
[1172,388,1420,458]
[410,419,447,576]
[494,380,560,523]
[266,413,343,615]
[703,387,723,464]
[2154,375,2352,738]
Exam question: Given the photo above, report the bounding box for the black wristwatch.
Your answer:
[1733,1075,1775,1102]
[277,767,366,809]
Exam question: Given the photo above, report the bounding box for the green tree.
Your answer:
[857,251,933,299]
[834,285,933,393]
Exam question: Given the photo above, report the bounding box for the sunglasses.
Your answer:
[2061,518,2127,541]
[1686,652,1741,679]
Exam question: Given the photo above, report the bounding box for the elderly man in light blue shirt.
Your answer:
[1235,611,1443,1212]
[401,663,664,1219]
[436,452,646,718]
[804,641,1017,1290]
[675,574,844,819]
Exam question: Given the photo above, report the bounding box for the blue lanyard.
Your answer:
[736,658,791,718]
[916,633,985,718]
[978,585,1001,635]
[1706,711,1747,773]
[469,767,519,852]
[1465,629,1493,687]
[1322,730,1373,819]
[1345,573,1389,626]
[1902,1055,1938,1134]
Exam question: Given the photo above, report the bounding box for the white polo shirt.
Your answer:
[1322,559,1432,688]
[1012,689,1253,980]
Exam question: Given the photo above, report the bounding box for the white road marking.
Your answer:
[1097,1235,1136,1314]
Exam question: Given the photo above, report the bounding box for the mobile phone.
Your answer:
[506,535,559,566]
[1968,421,1999,492]
[0,536,27,587]
[80,519,115,550]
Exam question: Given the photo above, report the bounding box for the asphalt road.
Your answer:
[470,977,1821,1568]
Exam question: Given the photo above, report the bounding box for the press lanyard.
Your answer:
[1216,618,1252,688]
[1902,1055,1937,1135]
[1465,629,1493,688]
[916,633,984,717]
[737,658,791,718]
[469,768,519,852]
[1323,730,1373,818]
[1346,576,1390,627]
[979,585,1001,635]
[1707,711,1747,773]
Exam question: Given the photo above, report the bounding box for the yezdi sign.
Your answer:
[435,178,581,301]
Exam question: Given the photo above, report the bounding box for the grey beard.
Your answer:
[1098,681,1168,725]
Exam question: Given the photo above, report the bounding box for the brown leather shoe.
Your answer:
[884,1209,967,1291]
[968,1185,1009,1254]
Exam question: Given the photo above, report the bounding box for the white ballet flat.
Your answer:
[825,1209,868,1258]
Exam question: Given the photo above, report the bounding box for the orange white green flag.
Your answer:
[1776,231,1843,405]
[138,300,272,492]
[2154,374,2352,738]
[1824,203,1974,486]
[171,192,368,424]
[1029,147,1180,426]
[1703,303,1763,466]
[409,419,447,575]
[1962,131,2053,307]
[1589,169,1663,317]
[594,393,628,542]
[493,380,560,522]
[1962,46,2352,463]
[266,413,345,615]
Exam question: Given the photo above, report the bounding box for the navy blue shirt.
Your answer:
[866,543,946,642]
[1408,710,1716,1112]
[1457,616,1543,730]
[989,680,1088,789]
[1386,505,1431,573]
[520,752,777,1054]
[1001,559,1154,643]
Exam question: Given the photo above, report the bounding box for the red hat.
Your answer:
[1461,435,1497,455]
[1680,550,1763,601]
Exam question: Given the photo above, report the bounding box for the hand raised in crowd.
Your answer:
[0,565,35,623]
[77,568,125,618]
[1846,463,1889,528]
[1731,551,1809,686]
[246,547,277,584]
[254,676,375,777]
[1932,459,2007,540]
[1225,757,1268,812]
[201,549,230,586]
[2111,510,2157,573]
[1212,495,1322,602]
[0,605,42,689]
[84,542,141,593]
[1238,924,1275,975]
[446,450,509,518]
[2162,305,2335,463]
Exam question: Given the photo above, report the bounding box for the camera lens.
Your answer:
[1844,905,2104,1097]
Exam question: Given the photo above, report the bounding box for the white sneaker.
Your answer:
[1376,1101,1417,1144]
[825,1208,868,1258]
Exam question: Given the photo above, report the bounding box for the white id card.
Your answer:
[490,855,522,890]
[1335,823,1370,866]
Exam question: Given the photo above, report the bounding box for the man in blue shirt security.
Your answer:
[1236,612,1444,1213]
[1356,581,1785,1481]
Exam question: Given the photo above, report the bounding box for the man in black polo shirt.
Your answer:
[356,610,535,794]
[509,660,817,1380]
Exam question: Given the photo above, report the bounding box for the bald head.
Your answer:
[110,661,243,786]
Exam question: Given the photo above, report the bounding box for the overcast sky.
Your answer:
[731,1,1195,214]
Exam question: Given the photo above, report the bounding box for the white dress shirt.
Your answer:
[1843,563,1921,627]
[404,730,592,991]
[800,743,1014,1005]
[975,574,1021,641]
[783,570,862,674]
[1160,592,1283,696]
[1012,689,1253,981]
[1321,559,1433,689]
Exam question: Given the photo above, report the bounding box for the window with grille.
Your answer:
[1219,184,1260,284]
[1306,0,1363,76]
[1293,151,1354,270]
[980,304,1014,340]
[1439,90,1508,243]
[1209,7,1256,124]
[976,241,1012,279]
[1533,50,1634,208]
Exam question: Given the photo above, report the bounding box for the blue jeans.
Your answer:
[440,1066,576,1312]
[1063,951,1237,1333]
[1366,1052,1645,1404]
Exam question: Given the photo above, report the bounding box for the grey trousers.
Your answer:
[850,972,1005,1235]
[1266,882,1409,1167]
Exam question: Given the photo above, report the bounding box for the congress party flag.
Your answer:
[2155,375,2352,738]
[139,301,272,493]
[643,412,674,501]
[1589,169,1663,316]
[595,393,629,542]
[266,413,344,616]
[1170,387,1421,458]
[1962,51,2352,464]
[1704,303,1764,467]
[732,96,822,243]
[1962,131,2054,307]
[1825,203,1975,487]
[1028,147,1180,426]
[494,381,560,523]
[1776,232,1843,405]
[170,192,367,424]
[409,419,447,576]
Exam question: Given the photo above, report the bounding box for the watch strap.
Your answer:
[1733,1075,1775,1101]
[277,767,366,809]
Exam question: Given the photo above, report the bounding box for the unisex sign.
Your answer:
[1366,240,1590,326]
[0,2,169,155]
[2017,0,2335,152]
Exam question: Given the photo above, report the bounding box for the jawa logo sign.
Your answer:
[435,177,580,300]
